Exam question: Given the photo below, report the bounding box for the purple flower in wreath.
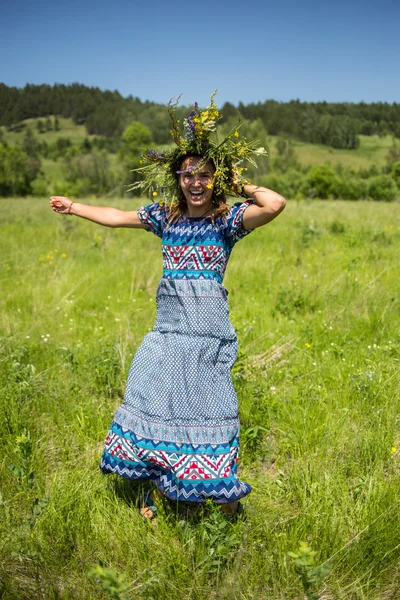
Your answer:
[146,149,166,161]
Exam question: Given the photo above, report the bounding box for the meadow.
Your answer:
[1,196,400,599]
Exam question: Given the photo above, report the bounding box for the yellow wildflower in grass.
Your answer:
[392,447,397,453]
[54,249,59,253]
[305,343,311,349]
[61,253,67,258]
[152,192,158,197]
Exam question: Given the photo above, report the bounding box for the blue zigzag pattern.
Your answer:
[100,422,251,503]
[101,454,252,504]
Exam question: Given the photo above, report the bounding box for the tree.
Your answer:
[22,128,40,157]
[0,143,41,196]
[273,137,298,172]
[386,140,400,165]
[119,121,152,190]
[46,117,53,131]
[37,119,45,134]
[120,121,152,167]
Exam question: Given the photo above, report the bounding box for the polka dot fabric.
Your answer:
[100,206,254,503]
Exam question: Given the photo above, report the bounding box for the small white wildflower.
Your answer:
[115,318,120,322]
[270,386,276,391]
[26,335,30,339]
[108,296,112,299]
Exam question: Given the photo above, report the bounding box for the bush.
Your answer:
[61,149,119,196]
[391,161,400,188]
[368,175,398,202]
[30,177,49,196]
[333,177,368,200]
[0,143,41,196]
[306,165,337,199]
[260,169,307,200]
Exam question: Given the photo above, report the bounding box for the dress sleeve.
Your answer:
[224,200,256,248]
[137,202,166,238]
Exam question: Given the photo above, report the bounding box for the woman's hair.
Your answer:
[168,153,230,223]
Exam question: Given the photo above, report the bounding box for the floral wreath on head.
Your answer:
[129,91,267,206]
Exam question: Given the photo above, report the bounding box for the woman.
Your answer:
[50,97,286,517]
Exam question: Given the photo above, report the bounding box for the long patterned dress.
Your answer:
[100,200,254,504]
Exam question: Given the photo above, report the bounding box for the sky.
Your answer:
[1,0,399,107]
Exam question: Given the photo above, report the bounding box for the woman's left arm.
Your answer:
[241,184,286,230]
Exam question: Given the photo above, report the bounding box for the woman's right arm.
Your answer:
[49,196,146,229]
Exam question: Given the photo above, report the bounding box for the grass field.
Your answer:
[1,117,93,146]
[292,135,394,169]
[1,197,400,599]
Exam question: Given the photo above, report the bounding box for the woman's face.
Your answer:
[179,156,215,216]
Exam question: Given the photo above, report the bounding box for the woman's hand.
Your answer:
[49,196,73,215]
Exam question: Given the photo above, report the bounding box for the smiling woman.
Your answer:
[50,93,286,519]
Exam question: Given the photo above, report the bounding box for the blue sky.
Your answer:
[1,0,399,107]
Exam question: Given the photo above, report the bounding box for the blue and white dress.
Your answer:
[101,201,254,504]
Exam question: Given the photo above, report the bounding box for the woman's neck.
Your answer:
[185,204,213,218]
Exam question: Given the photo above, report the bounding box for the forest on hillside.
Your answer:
[1,82,400,147]
[0,83,400,200]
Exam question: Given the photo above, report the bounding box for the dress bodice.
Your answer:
[137,201,254,284]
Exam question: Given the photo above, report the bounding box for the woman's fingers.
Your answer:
[49,196,71,213]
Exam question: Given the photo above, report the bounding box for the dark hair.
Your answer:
[168,153,229,223]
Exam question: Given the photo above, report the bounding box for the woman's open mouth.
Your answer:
[189,190,204,200]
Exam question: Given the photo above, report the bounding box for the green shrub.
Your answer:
[368,175,398,201]
[30,177,49,197]
[391,161,400,188]
[333,176,368,200]
[306,165,337,199]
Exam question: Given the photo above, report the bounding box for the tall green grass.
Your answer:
[1,197,400,599]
